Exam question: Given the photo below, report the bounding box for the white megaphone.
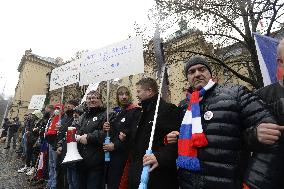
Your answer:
[62,127,83,164]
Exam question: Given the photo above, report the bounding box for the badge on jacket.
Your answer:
[93,117,98,121]
[121,118,125,122]
[204,111,213,120]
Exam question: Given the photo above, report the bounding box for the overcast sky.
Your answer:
[0,0,155,98]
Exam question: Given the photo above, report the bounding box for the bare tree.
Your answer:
[153,0,284,88]
[0,95,12,126]
[0,94,6,122]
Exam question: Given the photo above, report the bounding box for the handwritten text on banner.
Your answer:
[50,59,80,91]
[79,36,144,85]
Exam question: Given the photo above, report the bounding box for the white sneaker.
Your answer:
[18,165,29,173]
[26,167,35,176]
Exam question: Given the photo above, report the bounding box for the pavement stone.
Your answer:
[0,142,34,189]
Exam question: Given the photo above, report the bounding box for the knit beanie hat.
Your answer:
[67,99,79,107]
[184,56,212,76]
[74,105,84,115]
[32,110,43,120]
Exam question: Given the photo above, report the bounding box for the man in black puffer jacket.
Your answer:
[244,38,284,189]
[167,56,281,189]
[76,90,107,189]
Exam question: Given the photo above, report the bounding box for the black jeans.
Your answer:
[6,131,17,148]
[79,169,104,189]
[56,154,68,189]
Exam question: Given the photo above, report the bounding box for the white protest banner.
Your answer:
[79,36,144,86]
[49,59,80,91]
[81,82,100,104]
[28,95,46,110]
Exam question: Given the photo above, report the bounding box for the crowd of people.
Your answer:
[1,39,284,189]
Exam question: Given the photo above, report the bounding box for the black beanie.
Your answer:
[74,105,84,115]
[184,56,212,76]
[67,99,79,107]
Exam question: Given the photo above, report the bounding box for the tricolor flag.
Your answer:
[37,139,48,179]
[253,32,279,86]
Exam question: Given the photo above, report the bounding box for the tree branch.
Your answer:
[203,33,247,47]
[166,49,258,87]
[254,0,272,29]
[266,1,284,35]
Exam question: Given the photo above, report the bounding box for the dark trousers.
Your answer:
[1,130,7,138]
[56,164,68,189]
[67,164,79,189]
[56,153,68,189]
[26,145,33,167]
[107,153,128,189]
[79,169,104,189]
[6,131,17,148]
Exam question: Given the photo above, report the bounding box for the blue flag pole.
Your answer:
[138,65,166,189]
[138,25,167,188]
[105,80,110,162]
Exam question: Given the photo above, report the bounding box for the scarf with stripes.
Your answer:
[176,79,216,171]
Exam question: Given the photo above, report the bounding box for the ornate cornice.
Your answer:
[18,51,58,72]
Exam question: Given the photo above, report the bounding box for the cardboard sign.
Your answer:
[49,59,80,91]
[28,95,46,110]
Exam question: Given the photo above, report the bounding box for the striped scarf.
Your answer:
[176,79,216,171]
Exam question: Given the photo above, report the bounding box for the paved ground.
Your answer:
[0,140,32,189]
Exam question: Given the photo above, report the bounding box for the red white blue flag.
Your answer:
[253,33,279,86]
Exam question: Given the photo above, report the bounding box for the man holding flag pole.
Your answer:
[127,77,180,189]
[128,26,180,189]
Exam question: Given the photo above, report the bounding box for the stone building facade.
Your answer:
[8,50,59,121]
